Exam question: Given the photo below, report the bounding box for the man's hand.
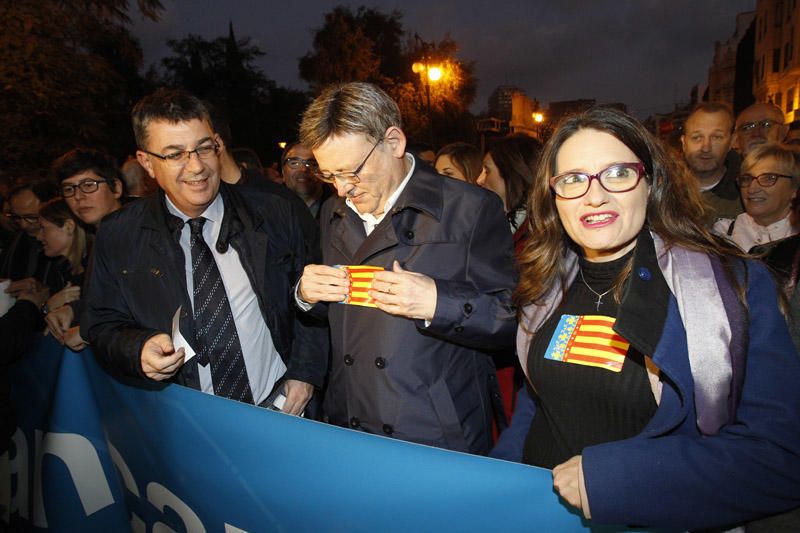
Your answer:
[15,281,49,308]
[45,305,74,343]
[6,277,41,298]
[140,333,185,381]
[282,379,314,415]
[64,326,88,352]
[47,284,80,310]
[553,455,591,519]
[298,264,349,305]
[370,261,437,321]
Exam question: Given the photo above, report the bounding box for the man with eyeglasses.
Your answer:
[281,141,330,219]
[41,149,125,351]
[82,88,326,412]
[295,82,516,455]
[52,148,124,227]
[680,102,743,223]
[0,180,61,295]
[734,102,788,157]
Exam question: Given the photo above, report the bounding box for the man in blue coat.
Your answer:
[295,82,517,454]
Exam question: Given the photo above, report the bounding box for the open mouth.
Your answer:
[581,212,617,226]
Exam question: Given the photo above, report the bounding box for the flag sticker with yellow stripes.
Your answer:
[543,314,630,372]
[338,265,384,308]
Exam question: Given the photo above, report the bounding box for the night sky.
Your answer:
[131,0,756,118]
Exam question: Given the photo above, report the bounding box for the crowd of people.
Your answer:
[2,83,800,530]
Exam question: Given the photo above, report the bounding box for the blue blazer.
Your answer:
[493,242,800,530]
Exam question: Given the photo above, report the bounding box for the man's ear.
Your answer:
[111,178,123,199]
[383,126,407,158]
[136,151,157,179]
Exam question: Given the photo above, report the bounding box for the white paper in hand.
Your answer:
[0,280,16,318]
[171,306,196,362]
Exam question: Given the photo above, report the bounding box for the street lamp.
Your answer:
[413,33,441,146]
[533,113,544,123]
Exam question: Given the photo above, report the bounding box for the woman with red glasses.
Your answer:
[492,107,800,530]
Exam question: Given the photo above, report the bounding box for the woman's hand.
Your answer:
[553,455,591,519]
[47,283,81,310]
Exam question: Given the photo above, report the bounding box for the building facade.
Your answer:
[754,0,800,122]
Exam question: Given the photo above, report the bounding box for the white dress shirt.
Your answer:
[166,194,286,404]
[713,212,798,252]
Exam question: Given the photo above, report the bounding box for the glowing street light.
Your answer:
[533,112,544,123]
[427,66,443,82]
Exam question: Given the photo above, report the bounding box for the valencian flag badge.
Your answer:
[544,314,630,372]
[338,265,384,308]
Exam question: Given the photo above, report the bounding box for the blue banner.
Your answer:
[8,338,661,532]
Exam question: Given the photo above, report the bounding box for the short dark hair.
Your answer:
[51,148,123,194]
[8,179,58,203]
[131,87,213,149]
[686,102,734,132]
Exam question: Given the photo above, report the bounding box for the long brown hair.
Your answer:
[39,198,87,276]
[515,107,744,310]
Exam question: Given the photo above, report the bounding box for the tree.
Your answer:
[299,6,478,147]
[153,26,308,164]
[0,0,163,177]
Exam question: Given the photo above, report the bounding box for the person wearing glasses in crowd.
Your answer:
[734,102,788,156]
[41,149,125,351]
[296,82,516,454]
[83,88,327,412]
[281,141,331,219]
[491,107,800,530]
[713,143,800,252]
[0,180,61,297]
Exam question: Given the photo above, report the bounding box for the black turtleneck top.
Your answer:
[522,249,658,469]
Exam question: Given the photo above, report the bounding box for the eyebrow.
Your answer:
[160,136,214,152]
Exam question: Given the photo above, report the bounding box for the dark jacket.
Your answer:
[82,183,328,389]
[1,300,43,452]
[493,233,800,530]
[314,161,517,454]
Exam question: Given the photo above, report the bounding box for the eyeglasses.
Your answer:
[4,213,39,224]
[142,142,220,167]
[737,120,780,133]
[283,157,320,172]
[549,162,646,199]
[316,140,382,184]
[736,172,793,188]
[61,178,109,197]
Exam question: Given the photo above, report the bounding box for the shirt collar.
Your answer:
[346,153,415,225]
[165,192,224,224]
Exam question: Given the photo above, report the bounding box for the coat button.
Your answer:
[405,230,414,240]
[382,424,394,435]
[350,417,361,428]
[463,303,473,314]
[374,357,386,369]
[637,267,652,281]
[344,354,354,366]
[455,325,464,333]
[216,242,228,253]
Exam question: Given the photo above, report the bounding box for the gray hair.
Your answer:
[299,82,402,149]
[741,142,800,185]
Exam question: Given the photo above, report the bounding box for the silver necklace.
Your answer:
[579,268,612,312]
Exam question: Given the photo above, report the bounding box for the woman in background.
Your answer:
[434,142,482,184]
[37,198,89,350]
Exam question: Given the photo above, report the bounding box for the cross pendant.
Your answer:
[594,295,603,311]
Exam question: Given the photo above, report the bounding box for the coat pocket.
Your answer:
[427,378,469,452]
